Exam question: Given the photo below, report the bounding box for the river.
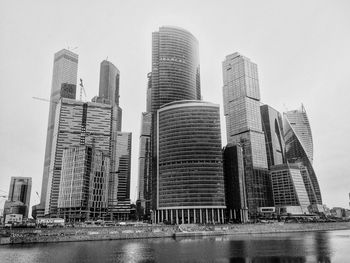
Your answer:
[1,229,349,262]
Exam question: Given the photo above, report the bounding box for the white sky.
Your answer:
[1,0,349,212]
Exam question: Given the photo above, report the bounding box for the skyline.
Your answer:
[1,0,350,212]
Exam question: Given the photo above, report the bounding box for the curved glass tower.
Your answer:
[284,105,322,205]
[155,100,225,224]
[151,26,201,112]
[147,26,202,217]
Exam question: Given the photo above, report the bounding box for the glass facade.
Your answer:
[108,132,132,220]
[222,52,268,169]
[151,26,201,112]
[41,49,78,211]
[98,60,120,107]
[156,101,225,217]
[284,105,313,163]
[7,177,32,218]
[154,101,225,224]
[137,112,152,215]
[260,104,286,168]
[148,26,202,216]
[284,105,322,204]
[270,164,310,214]
[58,146,110,221]
[45,99,113,216]
[223,144,248,222]
[222,53,272,217]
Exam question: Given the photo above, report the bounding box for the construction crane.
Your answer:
[79,78,87,101]
[32,97,58,104]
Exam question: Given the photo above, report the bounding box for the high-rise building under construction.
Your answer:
[39,49,78,216]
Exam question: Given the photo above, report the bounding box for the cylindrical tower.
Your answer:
[155,100,225,224]
[151,26,201,112]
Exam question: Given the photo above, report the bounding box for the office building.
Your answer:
[150,26,201,112]
[57,146,110,221]
[137,112,152,217]
[109,132,132,220]
[40,49,78,214]
[155,101,225,224]
[284,105,323,205]
[260,104,286,168]
[222,53,272,217]
[94,60,128,217]
[99,60,120,106]
[223,144,248,222]
[4,177,32,218]
[97,60,122,131]
[270,164,310,215]
[223,52,267,169]
[45,98,113,216]
[148,26,202,215]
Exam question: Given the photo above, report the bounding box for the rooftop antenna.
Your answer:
[106,56,108,61]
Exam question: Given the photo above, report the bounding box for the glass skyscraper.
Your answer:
[45,99,113,216]
[270,164,310,215]
[156,101,225,224]
[108,132,132,220]
[5,177,32,218]
[150,26,201,112]
[260,104,286,168]
[57,146,110,221]
[284,105,322,205]
[97,60,122,131]
[222,53,273,217]
[144,26,203,216]
[223,144,248,223]
[137,112,152,216]
[223,53,268,169]
[40,49,78,214]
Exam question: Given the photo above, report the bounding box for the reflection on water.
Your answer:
[1,230,349,262]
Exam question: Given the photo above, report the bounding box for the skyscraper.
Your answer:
[155,101,225,224]
[115,132,132,201]
[98,60,122,131]
[109,132,132,220]
[95,60,129,218]
[45,98,113,216]
[137,112,152,216]
[147,26,202,215]
[223,52,267,169]
[270,164,310,215]
[40,49,78,213]
[284,105,322,205]
[58,146,110,221]
[223,144,248,222]
[150,26,201,112]
[99,60,120,106]
[5,177,32,218]
[260,104,286,168]
[222,53,273,216]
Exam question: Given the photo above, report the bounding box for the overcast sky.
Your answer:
[1,0,349,212]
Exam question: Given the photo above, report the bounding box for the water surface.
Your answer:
[1,229,350,262]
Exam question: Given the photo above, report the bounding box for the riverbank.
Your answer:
[1,222,350,245]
